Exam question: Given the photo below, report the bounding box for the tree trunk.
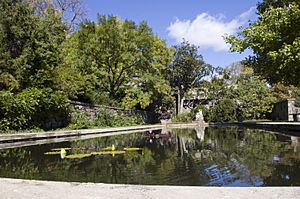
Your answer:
[177,87,185,114]
[177,88,181,114]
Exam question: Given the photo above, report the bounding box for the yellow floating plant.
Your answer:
[44,151,61,155]
[123,147,143,151]
[64,154,92,159]
[91,151,125,155]
[102,144,116,151]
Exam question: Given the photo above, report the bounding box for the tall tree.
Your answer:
[198,65,276,121]
[62,15,173,109]
[167,41,212,114]
[0,0,66,90]
[234,74,276,120]
[226,0,300,86]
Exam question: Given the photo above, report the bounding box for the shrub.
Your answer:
[93,110,144,127]
[0,88,70,131]
[67,111,91,130]
[209,98,237,122]
[110,114,144,127]
[172,112,194,123]
[67,109,145,130]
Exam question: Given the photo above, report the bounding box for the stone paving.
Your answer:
[1,178,300,199]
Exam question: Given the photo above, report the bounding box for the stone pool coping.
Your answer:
[0,125,163,142]
[0,178,299,199]
[1,121,299,143]
[0,125,164,149]
[0,123,206,149]
[1,122,300,149]
[211,121,300,132]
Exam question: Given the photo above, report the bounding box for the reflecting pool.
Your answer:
[1,127,300,186]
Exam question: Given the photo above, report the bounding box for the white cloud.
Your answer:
[167,7,256,52]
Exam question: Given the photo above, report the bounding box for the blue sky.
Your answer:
[85,0,260,68]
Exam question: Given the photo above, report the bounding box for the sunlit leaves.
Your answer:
[226,1,300,86]
[63,15,173,109]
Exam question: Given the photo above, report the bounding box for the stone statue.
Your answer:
[195,110,204,121]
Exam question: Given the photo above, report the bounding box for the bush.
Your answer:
[94,110,144,127]
[110,114,144,127]
[0,88,70,131]
[67,111,91,130]
[67,109,144,130]
[209,98,237,122]
[172,112,194,123]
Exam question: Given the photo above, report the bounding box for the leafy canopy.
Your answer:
[62,15,173,109]
[0,0,66,91]
[226,0,300,86]
[167,41,212,95]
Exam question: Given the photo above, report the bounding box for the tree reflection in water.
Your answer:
[0,127,300,186]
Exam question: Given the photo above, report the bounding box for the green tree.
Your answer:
[167,41,212,114]
[0,0,71,131]
[226,0,300,86]
[208,98,237,122]
[0,88,70,131]
[63,15,173,109]
[0,0,66,90]
[235,74,276,120]
[257,0,300,13]
[197,65,275,122]
[271,83,300,102]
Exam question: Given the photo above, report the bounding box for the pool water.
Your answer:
[1,127,300,186]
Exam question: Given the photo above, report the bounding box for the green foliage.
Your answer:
[0,1,177,132]
[67,111,91,129]
[167,41,212,93]
[0,0,66,90]
[197,65,276,121]
[257,0,300,14]
[54,66,96,102]
[103,113,144,127]
[208,98,237,122]
[62,16,173,109]
[270,83,300,102]
[235,75,276,120]
[199,76,233,103]
[0,88,70,131]
[68,110,144,130]
[93,110,144,128]
[0,72,19,91]
[172,112,194,123]
[226,0,300,86]
[167,41,212,114]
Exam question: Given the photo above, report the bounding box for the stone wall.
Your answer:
[271,99,300,121]
[40,101,159,130]
[42,114,70,131]
[69,101,159,124]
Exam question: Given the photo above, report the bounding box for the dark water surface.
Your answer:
[1,127,300,186]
